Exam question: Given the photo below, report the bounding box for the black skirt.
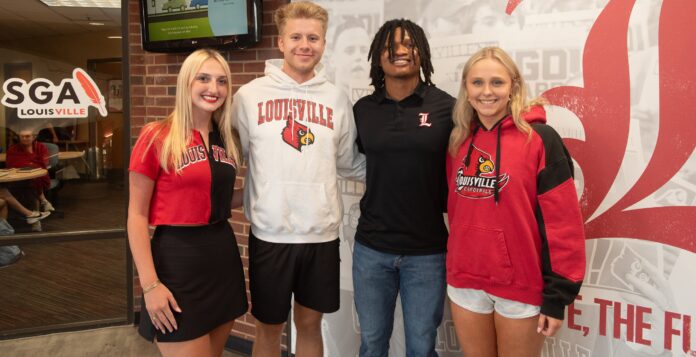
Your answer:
[138,220,248,342]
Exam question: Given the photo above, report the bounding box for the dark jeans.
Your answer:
[353,241,446,357]
[0,219,19,266]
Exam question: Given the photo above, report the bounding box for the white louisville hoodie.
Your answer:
[232,59,366,243]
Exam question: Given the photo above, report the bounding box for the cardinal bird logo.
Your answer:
[281,116,315,152]
[73,68,107,117]
[476,154,494,176]
[455,145,509,199]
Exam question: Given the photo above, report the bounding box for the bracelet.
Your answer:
[143,279,160,294]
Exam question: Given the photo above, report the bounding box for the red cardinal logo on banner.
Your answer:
[508,0,696,253]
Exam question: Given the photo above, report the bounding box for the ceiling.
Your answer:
[0,0,121,42]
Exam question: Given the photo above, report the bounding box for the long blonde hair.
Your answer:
[143,48,240,172]
[449,46,542,157]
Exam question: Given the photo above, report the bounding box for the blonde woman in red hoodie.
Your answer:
[446,46,586,357]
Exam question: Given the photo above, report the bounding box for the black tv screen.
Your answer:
[140,0,262,53]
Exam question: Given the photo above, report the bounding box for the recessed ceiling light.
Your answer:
[108,36,122,39]
[89,22,105,26]
[40,0,120,8]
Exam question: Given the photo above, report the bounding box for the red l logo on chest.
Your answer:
[418,112,431,127]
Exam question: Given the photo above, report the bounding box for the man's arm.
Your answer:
[336,97,365,180]
[231,91,250,162]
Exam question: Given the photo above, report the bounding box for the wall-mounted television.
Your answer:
[140,0,262,53]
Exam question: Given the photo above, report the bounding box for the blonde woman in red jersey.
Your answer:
[128,48,247,357]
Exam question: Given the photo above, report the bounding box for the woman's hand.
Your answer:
[128,172,183,334]
[537,313,563,337]
[144,282,182,333]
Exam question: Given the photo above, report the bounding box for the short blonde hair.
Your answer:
[274,1,329,35]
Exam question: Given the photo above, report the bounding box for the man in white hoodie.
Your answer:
[231,2,365,356]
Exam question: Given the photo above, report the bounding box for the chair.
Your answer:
[1,127,17,168]
[43,143,64,218]
[44,143,61,187]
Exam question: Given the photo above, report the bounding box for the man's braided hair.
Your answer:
[367,19,434,88]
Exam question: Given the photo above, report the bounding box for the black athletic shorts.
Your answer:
[249,231,340,324]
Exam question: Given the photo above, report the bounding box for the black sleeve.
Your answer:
[532,123,585,320]
[353,103,364,154]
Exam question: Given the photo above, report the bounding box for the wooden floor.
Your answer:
[9,178,126,233]
[0,238,128,332]
[0,177,252,354]
[0,178,128,335]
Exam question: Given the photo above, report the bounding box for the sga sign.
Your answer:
[1,68,108,119]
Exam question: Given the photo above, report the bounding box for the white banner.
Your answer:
[291,0,696,355]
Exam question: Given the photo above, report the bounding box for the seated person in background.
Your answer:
[0,188,49,224]
[0,197,22,267]
[6,129,54,212]
[36,122,59,144]
[37,121,74,144]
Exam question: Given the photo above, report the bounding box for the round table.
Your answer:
[0,151,84,162]
[0,168,49,183]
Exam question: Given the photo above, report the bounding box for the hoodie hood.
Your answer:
[464,105,548,203]
[264,59,328,87]
[230,57,365,243]
[522,105,547,125]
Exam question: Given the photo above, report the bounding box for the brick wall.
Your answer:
[127,0,288,345]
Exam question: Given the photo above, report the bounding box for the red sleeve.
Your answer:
[37,142,49,168]
[128,124,162,181]
[6,145,27,168]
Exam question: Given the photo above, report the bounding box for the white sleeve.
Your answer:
[336,97,366,181]
[231,91,250,162]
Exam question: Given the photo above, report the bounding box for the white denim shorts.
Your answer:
[447,285,540,319]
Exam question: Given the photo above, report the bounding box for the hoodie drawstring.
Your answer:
[290,85,295,138]
[463,126,479,167]
[289,85,310,143]
[304,86,309,138]
[494,123,502,205]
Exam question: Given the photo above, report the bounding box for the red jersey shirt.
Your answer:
[129,123,237,226]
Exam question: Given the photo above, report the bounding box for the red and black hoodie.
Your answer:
[446,106,585,320]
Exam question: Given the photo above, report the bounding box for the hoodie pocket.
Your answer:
[252,181,333,235]
[448,224,513,285]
